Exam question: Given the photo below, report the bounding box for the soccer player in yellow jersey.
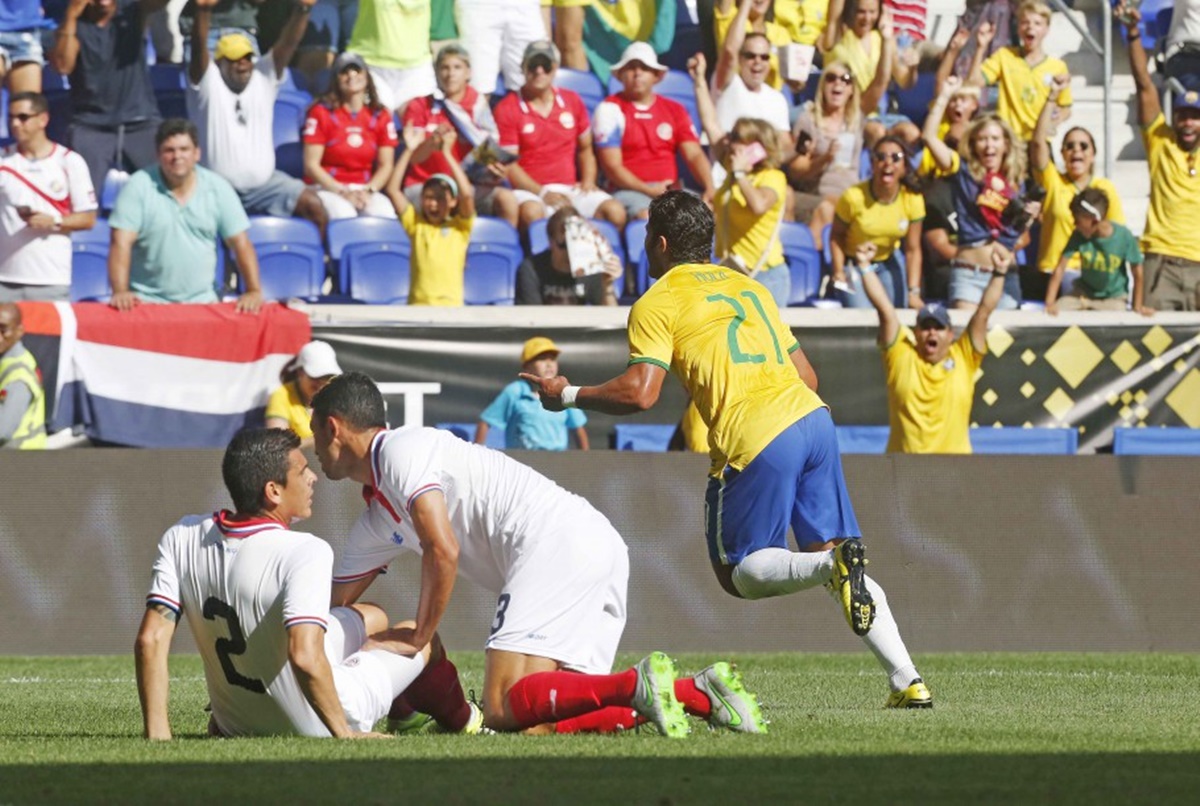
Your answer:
[522,192,932,709]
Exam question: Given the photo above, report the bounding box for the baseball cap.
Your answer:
[332,52,367,74]
[521,40,561,70]
[916,302,951,329]
[424,173,459,198]
[521,336,561,364]
[611,41,667,74]
[296,341,343,379]
[214,33,255,62]
[1176,87,1200,112]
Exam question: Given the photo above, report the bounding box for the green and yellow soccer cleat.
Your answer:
[387,711,435,734]
[831,540,875,636]
[632,651,689,739]
[694,662,768,734]
[886,678,933,709]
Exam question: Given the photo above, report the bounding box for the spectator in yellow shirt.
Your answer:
[388,124,476,306]
[264,340,344,445]
[714,0,793,91]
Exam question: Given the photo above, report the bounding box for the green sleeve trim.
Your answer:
[628,356,670,372]
[787,342,799,353]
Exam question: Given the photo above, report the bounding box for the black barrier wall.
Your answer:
[1,450,1197,655]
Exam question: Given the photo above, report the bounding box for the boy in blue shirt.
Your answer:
[476,336,589,450]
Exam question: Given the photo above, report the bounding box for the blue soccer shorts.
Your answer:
[704,406,861,566]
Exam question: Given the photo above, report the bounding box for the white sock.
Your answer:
[857,576,919,691]
[732,547,832,600]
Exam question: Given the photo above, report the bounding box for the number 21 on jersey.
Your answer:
[706,290,785,365]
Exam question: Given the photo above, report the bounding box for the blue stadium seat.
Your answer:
[465,217,522,305]
[328,218,411,303]
[969,427,1078,455]
[150,63,187,118]
[894,71,937,131]
[835,425,889,454]
[614,423,676,451]
[624,218,652,297]
[274,90,312,147]
[70,219,112,302]
[1113,428,1200,456]
[554,68,605,113]
[293,68,331,96]
[275,141,304,179]
[241,216,325,299]
[436,422,507,449]
[779,221,821,306]
[527,218,550,255]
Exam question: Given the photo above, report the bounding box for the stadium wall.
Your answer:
[1,450,1196,655]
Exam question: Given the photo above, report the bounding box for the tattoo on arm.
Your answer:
[149,604,178,623]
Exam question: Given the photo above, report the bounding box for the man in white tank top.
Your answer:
[311,371,768,737]
[135,427,435,739]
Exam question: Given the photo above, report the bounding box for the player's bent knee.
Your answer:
[710,562,745,599]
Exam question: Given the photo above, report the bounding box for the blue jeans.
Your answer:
[754,263,791,310]
[837,254,906,309]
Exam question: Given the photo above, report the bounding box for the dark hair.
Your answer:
[1061,126,1096,152]
[319,63,385,114]
[1070,187,1109,219]
[840,0,879,29]
[647,191,714,267]
[311,371,387,431]
[156,118,200,148]
[872,135,922,193]
[9,91,48,116]
[546,204,582,243]
[222,428,301,515]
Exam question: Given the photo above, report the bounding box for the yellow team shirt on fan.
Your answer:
[979,47,1073,141]
[627,263,824,476]
[774,0,829,46]
[883,326,983,454]
[716,168,787,270]
[402,206,474,306]
[347,0,431,69]
[834,180,925,262]
[1141,113,1200,262]
[1034,163,1125,272]
[713,3,792,89]
[824,28,881,95]
[264,382,313,439]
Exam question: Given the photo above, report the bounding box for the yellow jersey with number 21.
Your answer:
[627,263,825,477]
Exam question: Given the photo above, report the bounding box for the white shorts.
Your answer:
[369,62,437,113]
[324,606,368,663]
[325,607,426,732]
[317,187,398,221]
[455,0,546,95]
[485,507,629,674]
[512,184,615,219]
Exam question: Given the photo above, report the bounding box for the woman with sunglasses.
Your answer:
[302,52,398,220]
[714,117,791,307]
[1030,72,1125,296]
[829,135,924,309]
[923,76,1038,311]
[788,61,865,249]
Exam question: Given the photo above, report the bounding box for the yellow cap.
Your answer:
[214,33,255,62]
[521,336,561,364]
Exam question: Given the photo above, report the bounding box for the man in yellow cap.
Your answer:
[475,336,589,450]
[0,303,46,449]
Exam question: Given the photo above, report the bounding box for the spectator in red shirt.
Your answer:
[399,44,519,227]
[593,42,714,220]
[302,52,399,220]
[493,40,626,233]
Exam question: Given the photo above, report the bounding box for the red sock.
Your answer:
[403,656,472,732]
[675,677,712,719]
[387,693,415,721]
[506,669,637,728]
[555,706,644,734]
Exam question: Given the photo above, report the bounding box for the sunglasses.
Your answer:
[235,99,247,126]
[739,52,770,62]
[826,72,854,85]
[1062,141,1091,151]
[873,151,905,164]
[525,57,554,73]
[8,113,38,123]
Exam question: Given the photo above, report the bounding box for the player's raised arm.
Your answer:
[520,361,668,415]
[134,604,178,740]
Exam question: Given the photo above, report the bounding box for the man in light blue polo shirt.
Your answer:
[475,336,589,450]
[108,118,264,312]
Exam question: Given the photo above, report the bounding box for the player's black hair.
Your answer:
[647,191,715,267]
[311,371,387,430]
[156,118,200,148]
[222,428,301,515]
[1070,187,1109,220]
[8,92,48,116]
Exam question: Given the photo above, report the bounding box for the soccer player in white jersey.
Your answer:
[135,428,436,739]
[311,371,768,736]
[0,92,97,302]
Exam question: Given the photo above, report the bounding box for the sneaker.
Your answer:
[387,711,434,734]
[885,678,933,709]
[430,702,495,735]
[693,662,767,734]
[831,540,875,636]
[632,651,689,739]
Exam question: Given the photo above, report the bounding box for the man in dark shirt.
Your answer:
[51,0,168,197]
[515,206,617,305]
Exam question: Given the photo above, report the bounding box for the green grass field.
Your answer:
[3,652,1199,804]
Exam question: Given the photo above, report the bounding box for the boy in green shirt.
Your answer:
[1046,188,1152,316]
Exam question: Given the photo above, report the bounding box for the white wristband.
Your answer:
[561,385,581,408]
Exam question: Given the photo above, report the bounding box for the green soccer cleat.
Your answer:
[886,678,933,709]
[831,540,875,636]
[694,662,768,734]
[387,711,434,734]
[632,651,689,739]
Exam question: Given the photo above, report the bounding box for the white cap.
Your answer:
[611,41,667,74]
[296,341,342,379]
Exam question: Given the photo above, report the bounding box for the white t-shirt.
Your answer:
[146,512,337,738]
[0,144,97,286]
[714,74,791,135]
[334,427,614,595]
[188,54,282,191]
